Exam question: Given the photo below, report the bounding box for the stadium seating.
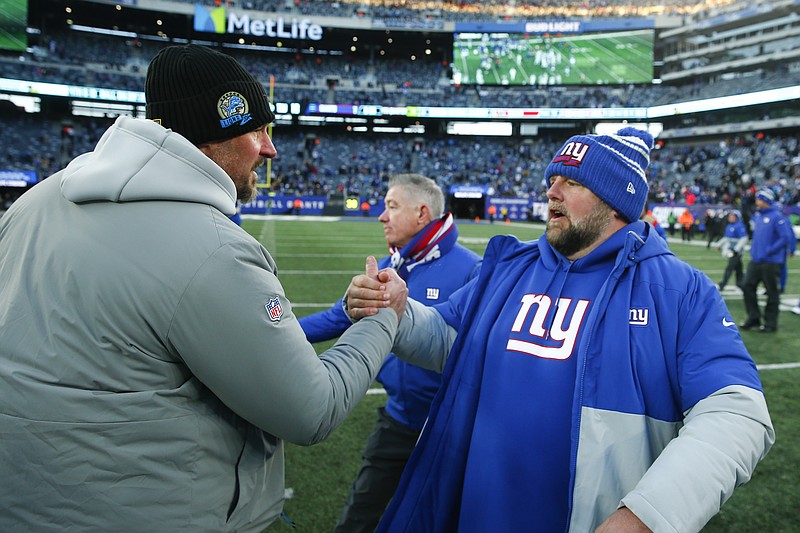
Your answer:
[1,0,798,211]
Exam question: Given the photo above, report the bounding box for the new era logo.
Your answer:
[626,182,636,194]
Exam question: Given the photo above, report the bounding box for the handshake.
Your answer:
[345,256,408,321]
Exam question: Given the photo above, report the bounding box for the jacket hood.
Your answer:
[620,220,673,264]
[60,116,237,215]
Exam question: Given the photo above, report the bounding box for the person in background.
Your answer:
[717,210,748,291]
[704,210,726,248]
[347,127,774,532]
[667,209,677,236]
[0,45,402,532]
[641,205,667,243]
[299,173,481,533]
[779,230,796,293]
[678,207,694,241]
[739,188,795,332]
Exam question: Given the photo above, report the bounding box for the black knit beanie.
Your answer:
[145,45,275,145]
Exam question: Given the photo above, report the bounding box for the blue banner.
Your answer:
[0,169,37,187]
[240,194,327,215]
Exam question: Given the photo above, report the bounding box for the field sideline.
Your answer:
[244,216,800,533]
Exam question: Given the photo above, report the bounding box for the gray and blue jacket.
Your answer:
[379,221,774,532]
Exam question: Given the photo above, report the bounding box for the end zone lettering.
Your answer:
[228,14,323,40]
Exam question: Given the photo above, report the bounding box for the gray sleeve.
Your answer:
[621,385,775,533]
[390,298,457,373]
[167,241,398,445]
[733,236,748,254]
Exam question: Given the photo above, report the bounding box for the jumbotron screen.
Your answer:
[0,0,27,52]
[452,29,654,86]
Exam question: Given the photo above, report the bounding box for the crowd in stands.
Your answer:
[188,0,739,22]
[2,0,797,214]
[2,107,798,214]
[3,24,799,113]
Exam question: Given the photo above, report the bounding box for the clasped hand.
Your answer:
[345,256,408,322]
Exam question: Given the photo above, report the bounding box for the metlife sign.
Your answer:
[194,4,323,41]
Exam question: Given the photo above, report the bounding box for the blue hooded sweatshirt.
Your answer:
[378,221,773,532]
[749,204,794,264]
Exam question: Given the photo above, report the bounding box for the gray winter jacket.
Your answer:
[0,116,397,532]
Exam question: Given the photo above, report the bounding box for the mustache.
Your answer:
[253,158,265,172]
[548,202,569,217]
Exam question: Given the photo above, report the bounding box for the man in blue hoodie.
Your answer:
[346,128,774,532]
[739,188,794,332]
[299,173,480,533]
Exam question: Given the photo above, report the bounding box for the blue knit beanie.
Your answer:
[756,188,775,205]
[544,127,653,222]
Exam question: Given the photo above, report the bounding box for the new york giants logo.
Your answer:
[506,294,590,360]
[265,297,283,322]
[551,141,590,168]
[629,308,648,326]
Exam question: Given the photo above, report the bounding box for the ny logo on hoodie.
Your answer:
[505,294,590,360]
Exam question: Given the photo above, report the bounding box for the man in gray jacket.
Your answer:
[0,45,402,532]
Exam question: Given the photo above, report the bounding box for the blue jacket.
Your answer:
[720,219,748,256]
[380,221,774,532]
[299,243,480,430]
[749,205,793,263]
[724,219,748,240]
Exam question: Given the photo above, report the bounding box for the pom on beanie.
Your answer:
[756,188,775,205]
[145,45,275,145]
[544,126,653,223]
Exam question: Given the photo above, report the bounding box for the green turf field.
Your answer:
[246,216,800,532]
[0,0,28,52]
[452,29,654,86]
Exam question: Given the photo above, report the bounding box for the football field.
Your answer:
[453,29,654,86]
[0,0,27,52]
[246,216,800,532]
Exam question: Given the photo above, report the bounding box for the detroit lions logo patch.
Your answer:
[218,91,253,129]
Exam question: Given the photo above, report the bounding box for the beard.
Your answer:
[236,177,258,204]
[546,200,613,258]
[235,158,264,204]
[204,141,263,204]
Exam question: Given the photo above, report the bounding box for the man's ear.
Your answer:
[419,204,432,225]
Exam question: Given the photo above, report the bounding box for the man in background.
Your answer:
[347,127,773,532]
[300,173,481,533]
[717,210,748,291]
[739,188,794,332]
[678,207,694,241]
[0,45,401,532]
